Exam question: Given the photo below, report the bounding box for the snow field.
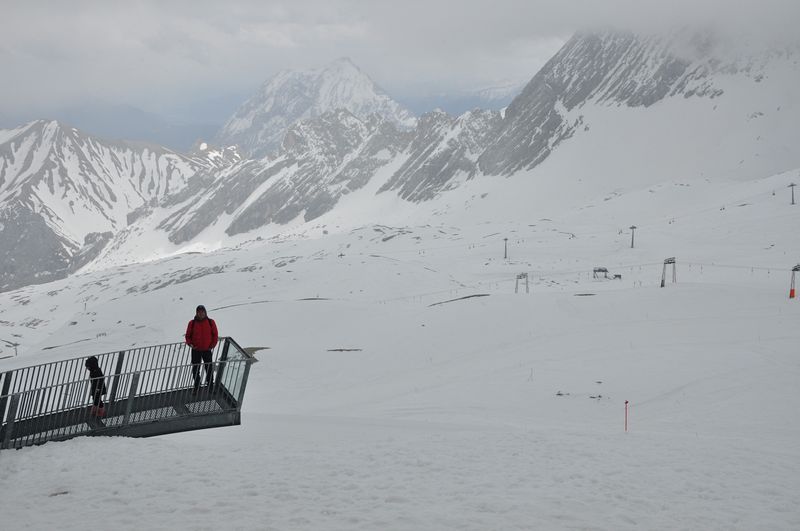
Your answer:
[2,418,796,531]
[1,168,799,529]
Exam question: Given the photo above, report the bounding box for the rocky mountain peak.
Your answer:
[214,58,416,159]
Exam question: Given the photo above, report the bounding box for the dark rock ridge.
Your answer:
[379,109,502,201]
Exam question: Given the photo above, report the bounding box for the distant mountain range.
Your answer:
[1,29,798,291]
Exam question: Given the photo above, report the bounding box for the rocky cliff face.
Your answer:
[378,109,502,201]
[152,105,506,242]
[161,110,413,243]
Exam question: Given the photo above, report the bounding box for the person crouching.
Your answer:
[85,356,107,417]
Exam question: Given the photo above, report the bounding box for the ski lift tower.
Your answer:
[791,264,800,299]
[661,257,676,288]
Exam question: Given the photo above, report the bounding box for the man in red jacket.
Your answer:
[185,304,218,393]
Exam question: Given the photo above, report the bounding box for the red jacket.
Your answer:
[185,318,218,351]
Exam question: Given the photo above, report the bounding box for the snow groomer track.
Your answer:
[0,338,256,449]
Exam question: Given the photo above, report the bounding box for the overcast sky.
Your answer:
[1,0,798,123]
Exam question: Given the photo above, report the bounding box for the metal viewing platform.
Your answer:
[0,337,256,450]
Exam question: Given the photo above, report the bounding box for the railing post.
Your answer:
[123,373,140,427]
[2,394,20,450]
[237,361,253,410]
[108,351,126,404]
[0,371,12,426]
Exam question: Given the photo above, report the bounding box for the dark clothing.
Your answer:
[185,312,218,392]
[191,349,214,390]
[85,357,106,408]
[185,317,218,351]
[90,381,105,407]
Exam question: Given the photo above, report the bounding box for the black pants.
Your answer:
[191,349,214,389]
[90,381,105,408]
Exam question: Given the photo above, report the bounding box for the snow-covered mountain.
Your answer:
[3,29,799,286]
[92,105,506,262]
[112,30,796,256]
[214,57,417,158]
[163,110,403,243]
[0,120,216,290]
[479,30,799,176]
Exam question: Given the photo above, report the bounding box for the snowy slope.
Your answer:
[0,161,798,529]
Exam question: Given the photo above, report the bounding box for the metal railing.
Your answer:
[0,337,256,449]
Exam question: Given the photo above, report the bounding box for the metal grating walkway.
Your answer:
[0,337,256,449]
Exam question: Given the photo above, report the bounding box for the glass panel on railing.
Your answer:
[219,346,247,404]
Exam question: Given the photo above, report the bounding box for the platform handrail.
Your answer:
[0,337,256,449]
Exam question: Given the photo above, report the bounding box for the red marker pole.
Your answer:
[624,400,629,432]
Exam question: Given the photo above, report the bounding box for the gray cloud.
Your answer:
[1,0,798,120]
